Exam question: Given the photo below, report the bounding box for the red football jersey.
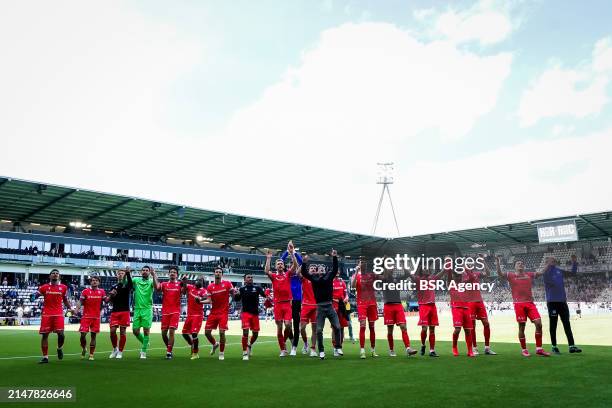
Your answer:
[356,273,376,305]
[301,277,316,305]
[39,283,68,316]
[507,272,535,302]
[269,272,292,302]
[464,270,484,303]
[161,281,182,314]
[206,280,233,313]
[414,275,436,304]
[449,273,468,307]
[332,278,346,301]
[186,284,208,316]
[80,288,106,318]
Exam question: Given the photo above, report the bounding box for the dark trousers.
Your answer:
[547,301,575,346]
[316,303,341,353]
[291,300,302,348]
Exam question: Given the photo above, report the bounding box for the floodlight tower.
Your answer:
[372,162,400,236]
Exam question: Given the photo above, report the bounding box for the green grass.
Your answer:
[0,330,610,408]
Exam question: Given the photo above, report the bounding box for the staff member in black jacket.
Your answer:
[300,249,343,359]
[108,268,132,359]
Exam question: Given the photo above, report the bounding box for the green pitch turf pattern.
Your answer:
[0,330,609,408]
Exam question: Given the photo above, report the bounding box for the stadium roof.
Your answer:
[0,177,610,256]
[0,177,387,256]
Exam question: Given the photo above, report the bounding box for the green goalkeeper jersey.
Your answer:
[132,277,154,310]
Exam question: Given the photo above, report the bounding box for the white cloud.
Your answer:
[518,37,612,127]
[416,0,515,46]
[400,129,612,235]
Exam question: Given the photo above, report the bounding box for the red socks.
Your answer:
[472,322,478,346]
[535,332,542,348]
[242,335,248,351]
[277,334,285,350]
[119,334,126,351]
[369,327,376,348]
[401,329,410,348]
[429,332,435,349]
[387,334,394,351]
[452,331,459,347]
[519,337,527,349]
[465,331,473,354]
[420,329,427,345]
[110,332,118,348]
[359,326,366,348]
[484,325,491,347]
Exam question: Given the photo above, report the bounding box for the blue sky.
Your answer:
[1,0,611,238]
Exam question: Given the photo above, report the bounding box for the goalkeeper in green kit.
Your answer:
[131,265,159,359]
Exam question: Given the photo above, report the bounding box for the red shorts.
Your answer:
[274,301,292,321]
[109,311,130,328]
[182,315,204,334]
[333,301,348,327]
[513,302,541,323]
[357,303,378,322]
[79,317,101,333]
[241,312,260,331]
[452,306,473,329]
[39,315,64,334]
[418,303,439,326]
[161,313,180,330]
[383,303,406,325]
[205,312,228,331]
[300,304,317,323]
[469,301,488,320]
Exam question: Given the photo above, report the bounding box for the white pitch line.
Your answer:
[0,340,276,361]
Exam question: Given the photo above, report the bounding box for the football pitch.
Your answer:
[0,329,610,408]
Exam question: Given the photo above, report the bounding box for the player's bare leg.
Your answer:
[533,319,550,356]
[39,333,50,363]
[218,329,226,360]
[205,329,219,355]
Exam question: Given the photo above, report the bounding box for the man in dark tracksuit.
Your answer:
[300,250,342,359]
[542,256,582,354]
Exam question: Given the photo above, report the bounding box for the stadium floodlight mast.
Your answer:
[372,162,400,236]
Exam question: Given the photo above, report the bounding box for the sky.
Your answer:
[1,0,612,238]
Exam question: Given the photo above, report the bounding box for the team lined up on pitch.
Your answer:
[34,241,582,363]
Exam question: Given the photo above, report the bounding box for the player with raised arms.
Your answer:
[108,268,132,359]
[351,258,378,359]
[495,256,551,357]
[132,265,159,359]
[465,256,496,355]
[233,273,267,360]
[156,266,182,359]
[205,266,236,360]
[411,265,445,357]
[300,250,343,359]
[37,269,75,364]
[265,241,298,357]
[76,275,107,360]
[181,276,209,360]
